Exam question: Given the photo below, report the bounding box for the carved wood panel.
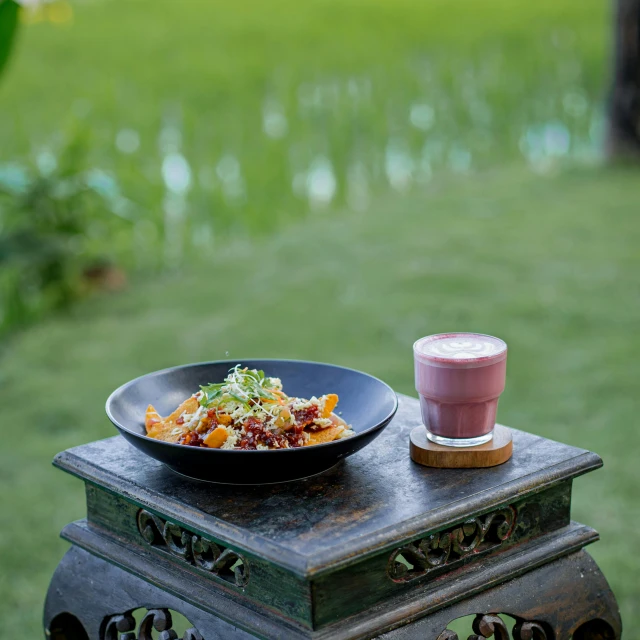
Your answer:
[137,509,250,588]
[438,614,550,640]
[102,608,204,640]
[388,507,516,582]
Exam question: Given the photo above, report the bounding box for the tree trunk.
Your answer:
[607,0,640,158]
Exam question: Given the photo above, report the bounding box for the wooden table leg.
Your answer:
[45,546,621,640]
[44,547,258,640]
[376,550,621,640]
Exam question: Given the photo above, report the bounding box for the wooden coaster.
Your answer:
[410,424,513,469]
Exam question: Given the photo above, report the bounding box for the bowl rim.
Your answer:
[105,358,399,454]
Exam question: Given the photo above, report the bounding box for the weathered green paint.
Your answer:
[83,479,573,628]
[310,482,572,627]
[85,484,314,627]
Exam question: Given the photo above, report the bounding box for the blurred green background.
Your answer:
[1,0,639,636]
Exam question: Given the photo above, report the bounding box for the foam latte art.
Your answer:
[417,334,506,361]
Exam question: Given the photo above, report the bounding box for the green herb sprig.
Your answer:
[199,365,279,408]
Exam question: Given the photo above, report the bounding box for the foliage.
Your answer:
[0,0,19,81]
[0,130,132,336]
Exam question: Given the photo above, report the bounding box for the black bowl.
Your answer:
[106,359,398,484]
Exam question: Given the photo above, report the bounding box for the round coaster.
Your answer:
[410,424,513,469]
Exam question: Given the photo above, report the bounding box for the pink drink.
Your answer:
[413,333,507,447]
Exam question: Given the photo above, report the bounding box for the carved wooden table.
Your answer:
[45,395,622,640]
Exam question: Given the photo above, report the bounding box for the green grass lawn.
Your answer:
[1,165,639,635]
[1,0,638,636]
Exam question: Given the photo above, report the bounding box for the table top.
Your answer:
[55,394,602,576]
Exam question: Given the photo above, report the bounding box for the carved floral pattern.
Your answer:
[137,510,249,587]
[388,507,516,582]
[103,608,204,640]
[438,614,549,640]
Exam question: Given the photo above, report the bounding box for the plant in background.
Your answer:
[0,129,133,336]
[0,2,135,338]
[0,0,20,82]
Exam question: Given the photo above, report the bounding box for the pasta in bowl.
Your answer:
[146,365,355,450]
[106,359,397,483]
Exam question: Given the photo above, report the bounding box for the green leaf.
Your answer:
[228,391,249,406]
[0,0,20,82]
[199,382,226,406]
[198,366,277,409]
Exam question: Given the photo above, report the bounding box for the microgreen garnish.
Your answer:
[199,365,280,410]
